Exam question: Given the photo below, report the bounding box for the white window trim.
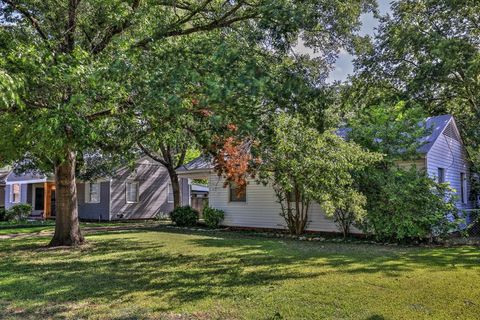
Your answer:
[125,181,139,204]
[85,182,101,204]
[10,183,21,203]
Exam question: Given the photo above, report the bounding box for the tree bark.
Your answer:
[49,149,84,246]
[168,168,182,209]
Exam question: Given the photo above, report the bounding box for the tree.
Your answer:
[354,0,480,169]
[0,0,375,246]
[138,135,192,210]
[340,92,463,242]
[258,113,380,235]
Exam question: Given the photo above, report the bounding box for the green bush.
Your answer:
[203,207,225,228]
[0,207,7,221]
[8,204,32,221]
[170,206,199,227]
[359,168,461,242]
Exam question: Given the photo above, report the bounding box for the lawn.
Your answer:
[0,225,479,320]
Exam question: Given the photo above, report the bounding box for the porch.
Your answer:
[30,182,56,220]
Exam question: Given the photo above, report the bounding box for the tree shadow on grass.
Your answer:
[1,228,479,319]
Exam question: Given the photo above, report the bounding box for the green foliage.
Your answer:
[354,0,480,169]
[170,206,199,227]
[0,207,8,221]
[359,167,461,242]
[6,204,32,222]
[203,207,225,229]
[259,113,381,235]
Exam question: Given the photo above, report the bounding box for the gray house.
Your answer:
[0,168,9,208]
[178,115,478,233]
[4,157,190,220]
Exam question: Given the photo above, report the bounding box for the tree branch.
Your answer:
[134,1,257,49]
[3,0,49,43]
[138,142,169,167]
[175,147,187,169]
[91,0,140,54]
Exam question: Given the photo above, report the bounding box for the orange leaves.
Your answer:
[213,135,254,190]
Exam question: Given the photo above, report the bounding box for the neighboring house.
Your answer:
[0,168,10,208]
[4,157,190,220]
[397,115,476,211]
[177,115,477,233]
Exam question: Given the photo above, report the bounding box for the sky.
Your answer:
[328,0,392,82]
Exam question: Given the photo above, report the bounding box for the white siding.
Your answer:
[426,122,473,210]
[208,174,360,233]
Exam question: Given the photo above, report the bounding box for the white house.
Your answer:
[177,115,477,234]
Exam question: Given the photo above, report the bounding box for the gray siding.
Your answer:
[77,181,111,221]
[426,122,474,210]
[110,157,189,220]
[4,183,29,209]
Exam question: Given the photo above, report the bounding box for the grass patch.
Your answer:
[0,226,479,319]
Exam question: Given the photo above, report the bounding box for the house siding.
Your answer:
[109,158,189,220]
[208,174,358,234]
[5,183,29,209]
[426,125,474,210]
[77,181,111,221]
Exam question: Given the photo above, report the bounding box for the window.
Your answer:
[11,184,21,203]
[229,183,246,202]
[460,173,467,204]
[126,181,139,203]
[85,182,101,203]
[438,168,446,183]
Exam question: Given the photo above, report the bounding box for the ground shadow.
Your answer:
[1,227,479,319]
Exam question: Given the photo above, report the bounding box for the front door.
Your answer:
[50,190,56,217]
[33,187,45,215]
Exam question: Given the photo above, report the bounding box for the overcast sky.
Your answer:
[328,0,392,82]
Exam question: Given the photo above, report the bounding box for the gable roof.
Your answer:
[177,156,214,173]
[338,114,457,154]
[417,114,455,154]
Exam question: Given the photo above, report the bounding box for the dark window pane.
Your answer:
[229,183,246,202]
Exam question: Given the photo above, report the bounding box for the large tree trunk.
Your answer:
[49,149,84,247]
[168,169,182,209]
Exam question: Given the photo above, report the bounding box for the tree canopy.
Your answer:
[0,0,375,245]
[353,0,480,168]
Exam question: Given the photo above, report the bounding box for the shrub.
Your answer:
[203,207,225,228]
[359,168,461,242]
[0,207,7,221]
[170,206,199,227]
[8,204,32,221]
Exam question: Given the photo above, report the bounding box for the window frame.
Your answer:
[437,168,446,183]
[460,173,467,204]
[11,183,21,203]
[229,183,247,203]
[125,181,140,204]
[85,182,101,204]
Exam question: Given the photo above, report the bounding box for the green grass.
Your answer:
[0,226,479,319]
[0,220,154,235]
